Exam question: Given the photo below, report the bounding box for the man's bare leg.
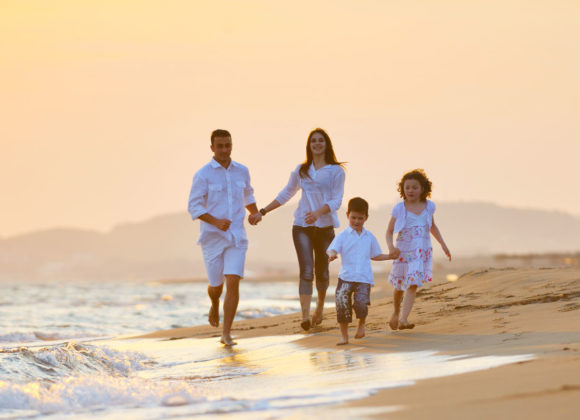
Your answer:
[389,289,404,330]
[221,275,240,346]
[208,284,223,327]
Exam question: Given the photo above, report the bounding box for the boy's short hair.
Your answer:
[210,129,231,145]
[347,197,369,216]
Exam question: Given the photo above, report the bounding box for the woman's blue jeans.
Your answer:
[292,225,335,295]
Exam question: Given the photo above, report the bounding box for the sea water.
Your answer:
[0,280,533,418]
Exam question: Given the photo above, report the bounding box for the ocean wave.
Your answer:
[0,331,100,344]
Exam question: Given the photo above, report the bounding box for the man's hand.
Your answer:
[248,212,262,226]
[214,218,231,231]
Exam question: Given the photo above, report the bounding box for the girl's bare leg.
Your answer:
[399,285,417,328]
[389,289,404,330]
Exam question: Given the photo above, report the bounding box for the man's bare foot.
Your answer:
[388,313,399,331]
[208,301,220,327]
[354,325,365,339]
[219,335,237,347]
[336,339,349,346]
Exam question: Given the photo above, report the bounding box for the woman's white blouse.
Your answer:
[275,163,345,228]
[392,200,436,234]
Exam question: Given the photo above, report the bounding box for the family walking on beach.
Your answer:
[188,128,451,346]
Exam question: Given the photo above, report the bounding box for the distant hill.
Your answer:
[1,202,579,281]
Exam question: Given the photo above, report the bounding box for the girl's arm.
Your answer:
[430,216,451,261]
[386,217,397,254]
[371,252,398,261]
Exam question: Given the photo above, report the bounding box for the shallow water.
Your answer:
[1,335,533,419]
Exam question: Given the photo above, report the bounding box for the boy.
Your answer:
[327,197,399,345]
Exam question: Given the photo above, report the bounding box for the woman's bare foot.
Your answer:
[311,308,324,326]
[398,321,415,330]
[354,324,365,339]
[388,313,399,330]
[220,335,237,347]
[208,302,220,327]
[300,319,311,331]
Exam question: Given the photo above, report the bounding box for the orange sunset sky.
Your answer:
[1,0,579,237]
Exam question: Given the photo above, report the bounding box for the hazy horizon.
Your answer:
[2,1,579,237]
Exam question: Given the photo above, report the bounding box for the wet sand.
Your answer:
[132,266,580,419]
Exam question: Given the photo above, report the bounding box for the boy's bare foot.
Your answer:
[208,302,220,327]
[398,321,415,330]
[220,335,237,347]
[336,339,349,346]
[354,325,365,339]
[388,313,399,330]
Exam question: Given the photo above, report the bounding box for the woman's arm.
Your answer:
[263,168,300,216]
[306,166,345,224]
[430,216,451,261]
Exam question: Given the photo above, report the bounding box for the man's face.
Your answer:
[211,136,232,162]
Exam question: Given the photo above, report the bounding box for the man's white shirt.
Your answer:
[188,158,255,246]
[327,226,382,285]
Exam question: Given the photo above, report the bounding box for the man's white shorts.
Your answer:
[201,233,248,287]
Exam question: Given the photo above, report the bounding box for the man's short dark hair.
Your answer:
[211,129,231,145]
[347,197,369,216]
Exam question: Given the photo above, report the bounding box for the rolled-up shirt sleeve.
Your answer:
[324,167,345,212]
[244,169,256,206]
[370,235,383,258]
[187,172,208,220]
[275,167,301,205]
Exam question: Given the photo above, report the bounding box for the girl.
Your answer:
[259,128,345,331]
[386,169,451,330]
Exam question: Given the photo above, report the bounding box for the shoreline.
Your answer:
[130,266,580,419]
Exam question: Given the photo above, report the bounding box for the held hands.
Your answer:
[214,218,231,231]
[248,212,262,226]
[389,248,401,260]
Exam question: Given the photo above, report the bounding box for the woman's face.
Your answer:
[309,132,327,157]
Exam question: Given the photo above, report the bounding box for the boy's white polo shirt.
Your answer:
[327,226,382,285]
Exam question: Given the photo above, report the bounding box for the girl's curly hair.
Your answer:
[398,169,432,201]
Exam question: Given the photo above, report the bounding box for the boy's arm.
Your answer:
[327,249,338,262]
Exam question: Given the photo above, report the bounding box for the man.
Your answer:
[188,129,262,346]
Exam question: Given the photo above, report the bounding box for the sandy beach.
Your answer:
[133,266,580,419]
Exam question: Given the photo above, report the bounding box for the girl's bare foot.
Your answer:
[336,339,349,346]
[354,325,365,339]
[388,313,399,330]
[220,335,237,347]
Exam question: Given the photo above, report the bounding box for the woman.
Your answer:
[259,128,345,331]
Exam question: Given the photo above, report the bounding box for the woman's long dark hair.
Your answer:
[299,128,345,178]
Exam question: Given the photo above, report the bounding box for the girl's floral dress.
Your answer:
[388,209,433,290]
